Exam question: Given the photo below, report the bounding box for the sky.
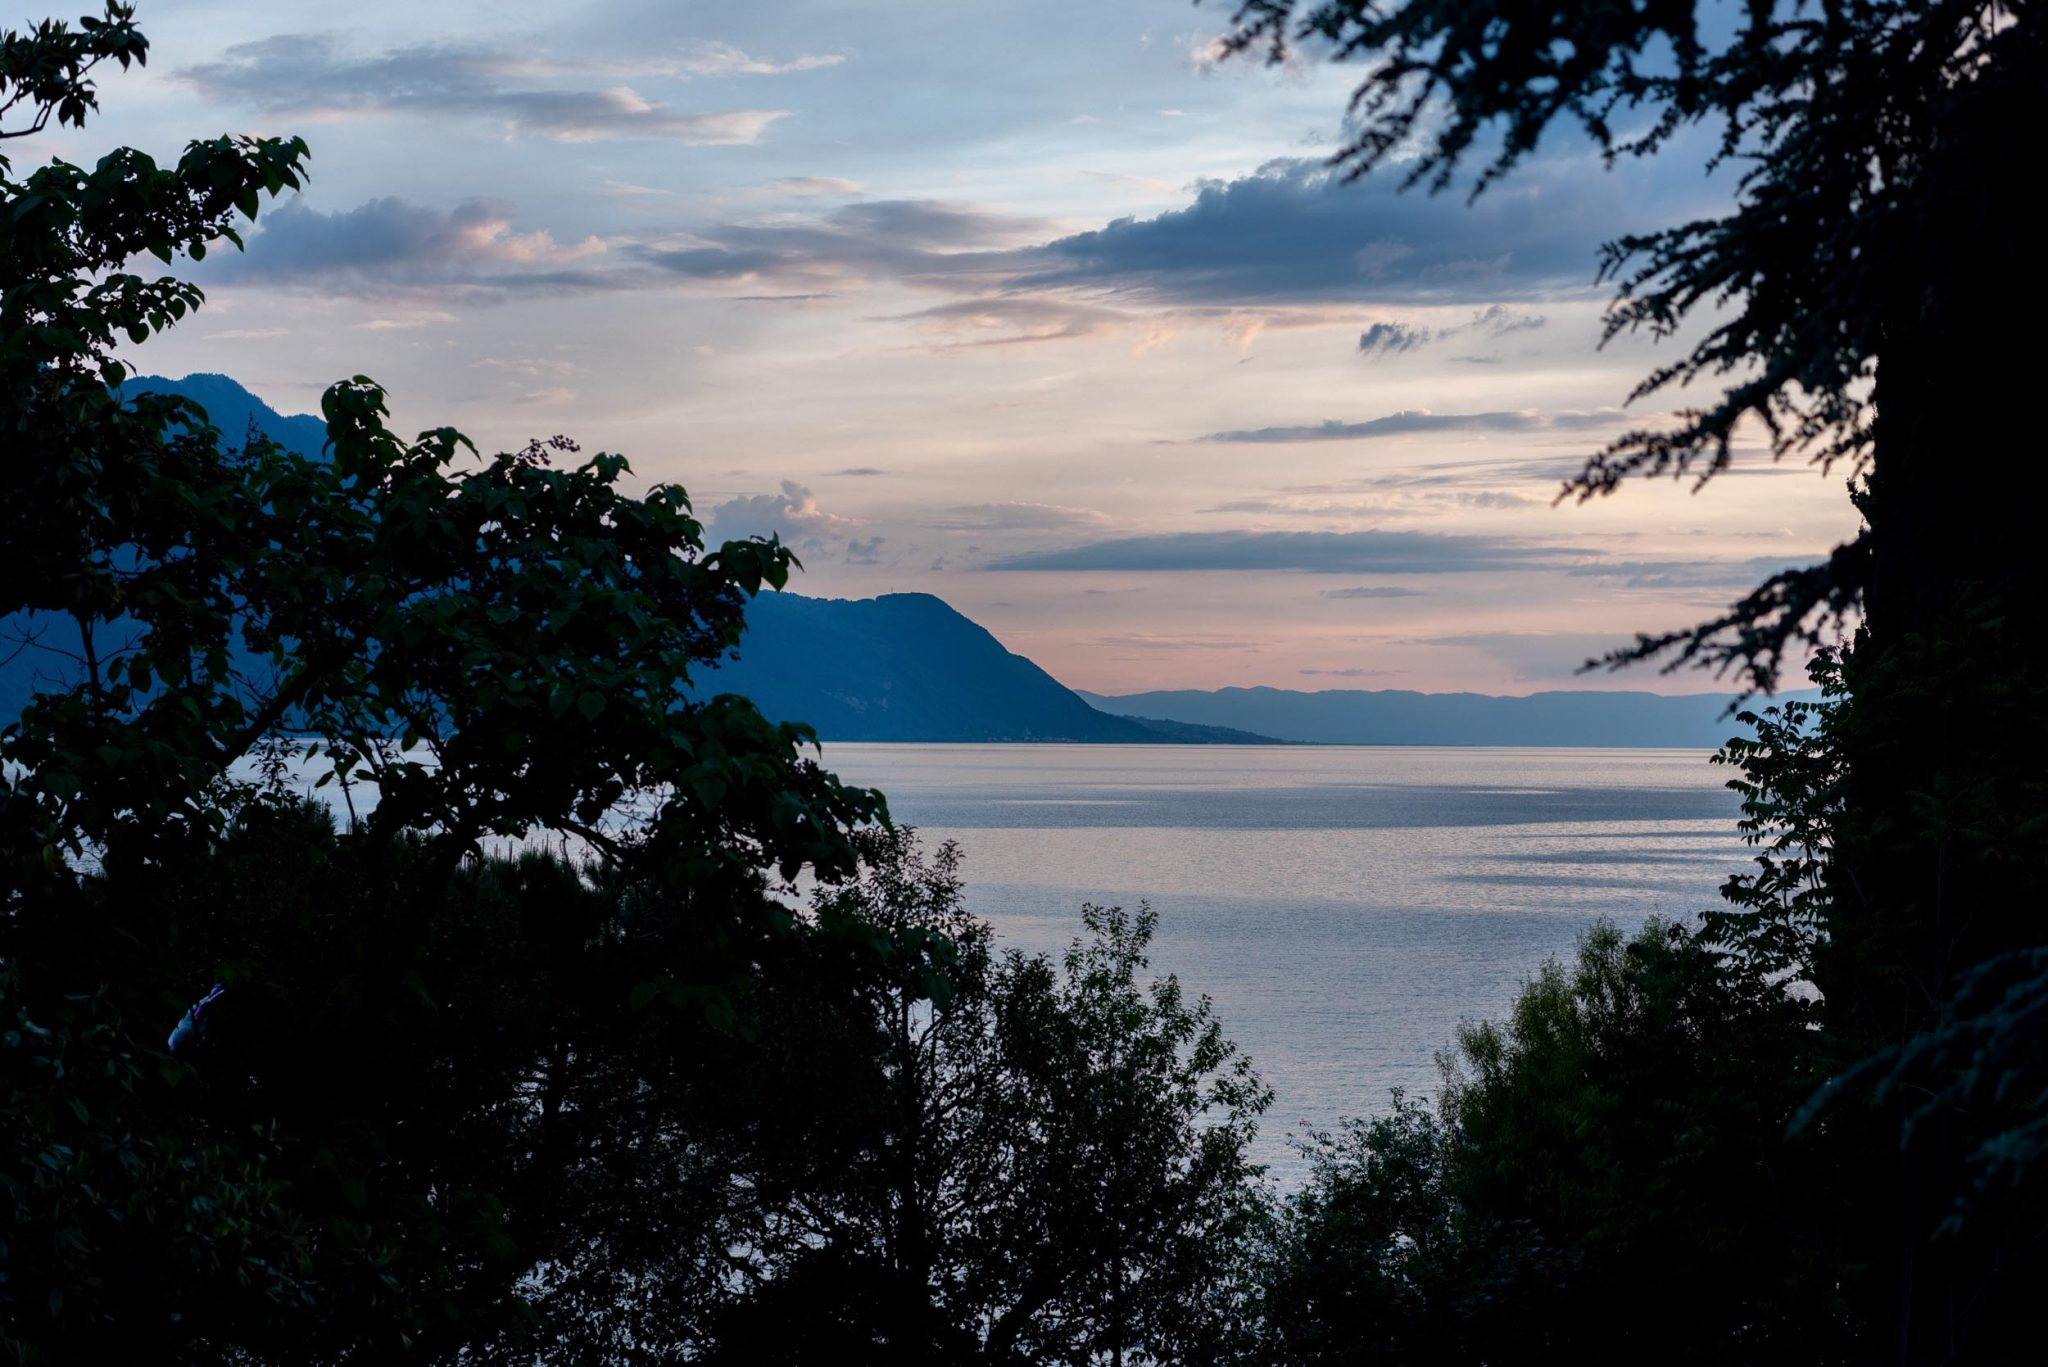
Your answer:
[69,0,1861,695]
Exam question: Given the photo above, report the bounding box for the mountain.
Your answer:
[119,373,328,458]
[707,593,1272,743]
[1074,685,1819,749]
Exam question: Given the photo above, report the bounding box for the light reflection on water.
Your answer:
[821,743,1748,1182]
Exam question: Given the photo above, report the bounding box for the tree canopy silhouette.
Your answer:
[1,7,883,1355]
[1219,5,2048,1359]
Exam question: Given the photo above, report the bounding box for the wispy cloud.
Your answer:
[1196,408,1625,444]
[183,35,791,143]
[886,296,1130,347]
[1563,556,1819,589]
[641,200,1048,294]
[1357,321,1432,356]
[988,529,1600,574]
[675,41,847,77]
[756,176,865,197]
[930,502,1110,531]
[1320,585,1426,599]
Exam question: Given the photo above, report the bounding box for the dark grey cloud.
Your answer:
[1467,303,1547,335]
[183,35,792,143]
[1197,407,1624,444]
[1358,321,1433,357]
[1320,586,1426,599]
[211,197,613,291]
[1005,156,1663,306]
[1355,305,1541,360]
[635,143,1714,314]
[845,535,887,564]
[986,530,1599,574]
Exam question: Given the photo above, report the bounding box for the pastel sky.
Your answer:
[76,0,1860,695]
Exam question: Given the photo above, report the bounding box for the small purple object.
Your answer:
[167,983,226,1055]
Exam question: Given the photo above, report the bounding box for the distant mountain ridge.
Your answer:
[706,593,1270,743]
[119,372,328,458]
[1074,685,1817,749]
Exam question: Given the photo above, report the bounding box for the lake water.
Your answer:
[819,743,1750,1180]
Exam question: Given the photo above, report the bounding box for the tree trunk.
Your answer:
[1835,40,2048,1359]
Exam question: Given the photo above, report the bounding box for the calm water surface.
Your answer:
[821,744,1748,1179]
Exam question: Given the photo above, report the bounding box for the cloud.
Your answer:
[705,480,856,543]
[1353,306,1540,360]
[358,310,458,329]
[830,467,888,477]
[1357,321,1433,356]
[1320,586,1426,599]
[931,502,1109,531]
[621,150,1651,323]
[1201,486,1544,519]
[642,199,1048,293]
[1196,407,1625,444]
[1005,155,1659,306]
[886,296,1130,347]
[475,356,585,380]
[1563,555,1816,589]
[845,535,888,564]
[675,41,846,77]
[1453,490,1541,509]
[217,198,607,290]
[987,529,1599,574]
[760,176,864,197]
[1466,303,1547,335]
[183,35,789,143]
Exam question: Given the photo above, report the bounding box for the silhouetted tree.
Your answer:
[705,829,1273,1365]
[1262,921,1844,1365]
[1,8,882,1358]
[1220,5,2048,1354]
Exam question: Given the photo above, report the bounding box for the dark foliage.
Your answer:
[704,829,1272,1366]
[1,10,883,1358]
[1261,919,1843,1365]
[1218,6,2048,1359]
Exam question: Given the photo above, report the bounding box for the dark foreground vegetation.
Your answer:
[5,3,2045,1363]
